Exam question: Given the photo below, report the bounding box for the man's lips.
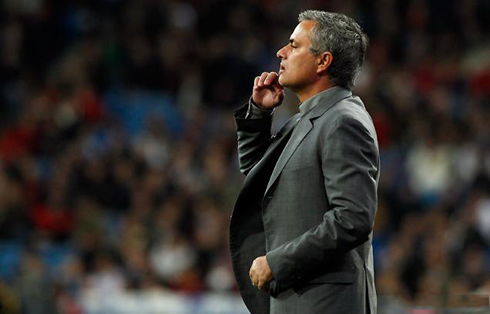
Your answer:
[279,64,285,73]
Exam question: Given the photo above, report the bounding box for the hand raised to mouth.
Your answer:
[252,72,285,110]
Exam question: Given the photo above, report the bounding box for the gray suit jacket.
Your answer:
[230,87,379,314]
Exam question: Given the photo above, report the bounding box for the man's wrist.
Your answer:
[246,97,274,118]
[251,98,272,111]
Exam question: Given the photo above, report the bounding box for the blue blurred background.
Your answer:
[0,0,489,313]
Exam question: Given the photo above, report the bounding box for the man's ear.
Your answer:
[317,51,332,75]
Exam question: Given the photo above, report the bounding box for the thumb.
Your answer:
[275,89,285,102]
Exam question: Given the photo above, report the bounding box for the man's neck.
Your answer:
[295,81,335,103]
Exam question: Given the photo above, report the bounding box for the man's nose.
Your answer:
[276,46,286,59]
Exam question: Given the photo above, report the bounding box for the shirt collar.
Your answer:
[298,86,344,117]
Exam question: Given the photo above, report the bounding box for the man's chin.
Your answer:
[278,76,288,87]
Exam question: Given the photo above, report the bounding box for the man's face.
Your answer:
[277,20,319,90]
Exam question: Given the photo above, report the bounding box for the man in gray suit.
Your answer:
[230,10,379,314]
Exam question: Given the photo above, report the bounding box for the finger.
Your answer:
[249,262,256,280]
[271,74,283,89]
[257,279,265,290]
[258,72,268,87]
[264,72,279,86]
[273,84,284,94]
[250,272,258,287]
[253,76,260,89]
[274,88,285,103]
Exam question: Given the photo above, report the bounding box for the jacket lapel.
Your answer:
[240,113,300,191]
[265,117,312,195]
[264,87,352,195]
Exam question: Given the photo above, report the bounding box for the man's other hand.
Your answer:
[249,255,273,290]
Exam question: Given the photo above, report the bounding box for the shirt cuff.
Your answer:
[246,98,274,119]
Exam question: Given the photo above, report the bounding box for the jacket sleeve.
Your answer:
[235,100,274,175]
[266,116,379,296]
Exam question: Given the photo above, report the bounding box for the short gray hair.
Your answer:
[298,10,368,90]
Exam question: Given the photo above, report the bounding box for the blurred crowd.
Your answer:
[0,0,489,312]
